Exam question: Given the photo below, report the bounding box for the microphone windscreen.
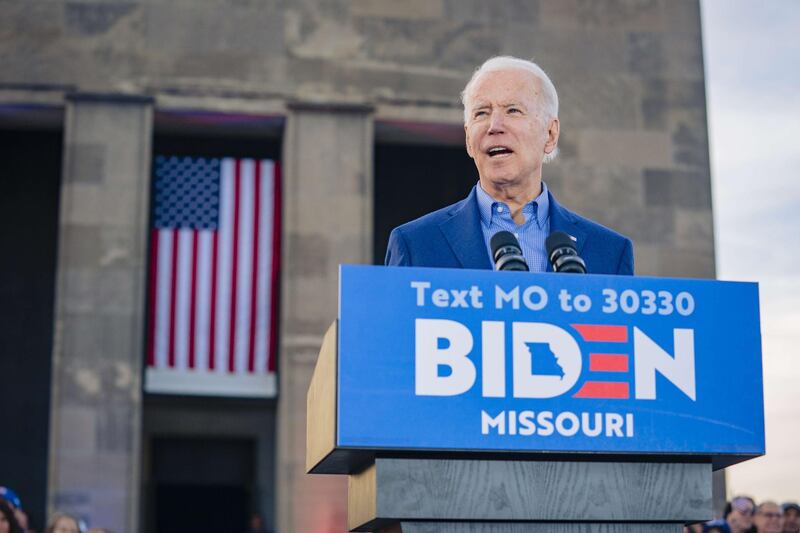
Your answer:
[490,230,520,257]
[546,231,576,256]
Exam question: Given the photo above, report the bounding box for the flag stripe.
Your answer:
[195,231,212,372]
[208,230,219,371]
[236,159,256,374]
[155,229,172,369]
[268,162,281,372]
[168,229,180,368]
[234,161,255,374]
[176,229,194,370]
[215,159,235,373]
[188,229,199,369]
[248,162,261,373]
[147,229,160,366]
[254,161,273,374]
[228,159,242,373]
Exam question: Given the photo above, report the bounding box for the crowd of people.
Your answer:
[1,483,797,533]
[686,496,800,533]
[0,486,111,533]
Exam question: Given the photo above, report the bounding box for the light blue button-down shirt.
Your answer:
[476,181,551,272]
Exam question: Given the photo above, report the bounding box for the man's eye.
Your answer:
[508,108,521,114]
[474,110,488,117]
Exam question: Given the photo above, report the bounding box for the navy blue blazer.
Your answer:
[385,186,633,275]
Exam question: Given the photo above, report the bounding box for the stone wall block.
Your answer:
[665,107,711,169]
[657,246,715,278]
[143,2,285,55]
[612,206,676,247]
[674,208,715,251]
[627,32,664,77]
[672,120,710,168]
[662,32,706,81]
[443,0,539,26]
[534,29,628,80]
[540,0,665,32]
[578,129,673,168]
[641,79,706,129]
[665,1,703,37]
[644,168,711,209]
[353,0,445,20]
[558,74,640,129]
[57,406,97,454]
[554,163,645,214]
[637,243,715,278]
[66,142,107,183]
[633,243,660,276]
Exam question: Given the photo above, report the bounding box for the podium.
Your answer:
[307,266,765,532]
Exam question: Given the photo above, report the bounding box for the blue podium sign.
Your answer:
[337,265,765,466]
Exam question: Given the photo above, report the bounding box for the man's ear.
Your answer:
[465,124,475,159]
[544,117,560,155]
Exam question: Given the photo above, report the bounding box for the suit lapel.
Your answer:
[439,186,493,270]
[546,190,588,272]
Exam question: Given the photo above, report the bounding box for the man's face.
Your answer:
[755,502,785,533]
[728,497,755,532]
[464,68,559,193]
[784,507,800,533]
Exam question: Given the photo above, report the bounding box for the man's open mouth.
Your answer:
[487,146,513,157]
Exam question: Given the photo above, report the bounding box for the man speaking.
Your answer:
[385,56,633,275]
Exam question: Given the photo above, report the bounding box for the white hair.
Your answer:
[461,56,560,163]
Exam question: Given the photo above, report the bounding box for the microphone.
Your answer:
[546,231,586,273]
[490,231,529,271]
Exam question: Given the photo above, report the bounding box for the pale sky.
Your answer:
[701,0,800,501]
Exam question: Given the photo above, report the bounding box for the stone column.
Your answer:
[277,103,374,533]
[48,94,153,533]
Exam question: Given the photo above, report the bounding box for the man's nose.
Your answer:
[488,110,505,133]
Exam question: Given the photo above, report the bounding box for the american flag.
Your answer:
[145,156,279,397]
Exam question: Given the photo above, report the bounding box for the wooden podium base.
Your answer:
[374,523,684,532]
[349,458,710,532]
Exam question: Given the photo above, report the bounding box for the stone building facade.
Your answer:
[0,1,717,531]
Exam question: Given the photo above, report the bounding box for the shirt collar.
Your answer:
[476,181,550,229]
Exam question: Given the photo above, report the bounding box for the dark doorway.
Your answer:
[0,126,62,532]
[373,143,476,264]
[151,437,255,533]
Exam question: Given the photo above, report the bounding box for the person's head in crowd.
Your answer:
[754,501,785,533]
[685,523,704,533]
[0,492,19,515]
[703,519,732,533]
[725,495,756,533]
[0,499,24,533]
[783,502,800,533]
[86,529,111,533]
[0,489,27,533]
[47,513,80,533]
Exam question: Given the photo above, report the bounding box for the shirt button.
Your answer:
[514,232,519,238]
[496,206,504,213]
